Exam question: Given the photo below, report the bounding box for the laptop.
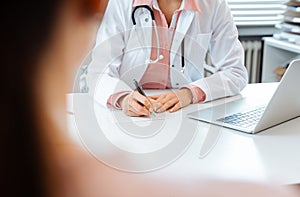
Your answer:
[187,59,300,134]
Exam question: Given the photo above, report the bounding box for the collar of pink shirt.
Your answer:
[133,0,202,13]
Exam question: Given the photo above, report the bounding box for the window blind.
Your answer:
[227,0,287,26]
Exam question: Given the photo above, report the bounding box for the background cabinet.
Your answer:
[262,37,300,82]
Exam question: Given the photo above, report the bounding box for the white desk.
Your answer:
[67,83,300,185]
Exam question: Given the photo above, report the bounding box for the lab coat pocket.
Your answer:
[186,33,212,70]
[194,33,211,50]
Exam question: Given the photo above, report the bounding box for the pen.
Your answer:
[133,79,156,116]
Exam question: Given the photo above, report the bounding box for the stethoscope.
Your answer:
[131,5,186,73]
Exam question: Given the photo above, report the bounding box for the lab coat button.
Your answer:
[172,65,175,67]
[176,83,179,86]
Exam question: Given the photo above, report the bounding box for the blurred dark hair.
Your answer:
[0,1,65,196]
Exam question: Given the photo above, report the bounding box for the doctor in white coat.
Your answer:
[87,0,248,116]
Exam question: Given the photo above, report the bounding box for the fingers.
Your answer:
[132,91,151,108]
[149,95,160,100]
[127,109,145,117]
[129,98,150,116]
[156,92,179,103]
[152,92,179,113]
[156,98,178,113]
[169,103,181,113]
[122,91,150,117]
[151,90,192,113]
[148,98,157,104]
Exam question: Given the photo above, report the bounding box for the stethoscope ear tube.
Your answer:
[132,5,162,64]
[132,5,155,25]
[131,4,185,72]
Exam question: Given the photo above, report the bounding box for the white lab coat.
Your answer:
[87,0,248,107]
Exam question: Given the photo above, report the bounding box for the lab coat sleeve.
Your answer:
[86,0,133,107]
[191,0,248,102]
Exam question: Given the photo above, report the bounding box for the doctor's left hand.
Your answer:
[151,88,193,113]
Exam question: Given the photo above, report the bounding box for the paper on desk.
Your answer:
[109,109,168,123]
[94,99,170,123]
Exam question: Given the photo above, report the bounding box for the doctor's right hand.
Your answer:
[118,91,152,117]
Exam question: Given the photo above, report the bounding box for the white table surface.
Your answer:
[66,83,300,185]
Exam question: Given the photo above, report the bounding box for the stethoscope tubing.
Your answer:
[131,5,185,72]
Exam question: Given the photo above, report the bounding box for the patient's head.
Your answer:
[0,0,107,196]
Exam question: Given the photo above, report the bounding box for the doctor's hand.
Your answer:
[150,88,193,113]
[118,91,154,117]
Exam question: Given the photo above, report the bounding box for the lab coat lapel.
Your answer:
[170,11,195,66]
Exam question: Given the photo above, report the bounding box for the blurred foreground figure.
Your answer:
[0,0,299,196]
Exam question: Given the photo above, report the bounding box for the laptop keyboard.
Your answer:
[217,106,266,128]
